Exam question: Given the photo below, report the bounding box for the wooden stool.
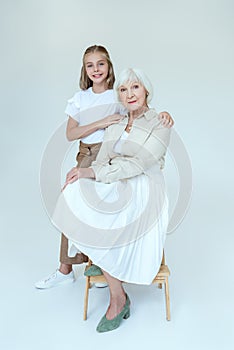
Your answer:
[83,251,171,321]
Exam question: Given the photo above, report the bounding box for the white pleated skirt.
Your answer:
[52,165,168,285]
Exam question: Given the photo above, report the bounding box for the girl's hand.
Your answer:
[62,167,95,191]
[98,114,124,128]
[158,111,174,128]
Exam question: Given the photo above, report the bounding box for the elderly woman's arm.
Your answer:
[91,124,171,184]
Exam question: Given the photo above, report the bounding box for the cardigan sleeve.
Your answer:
[91,123,171,184]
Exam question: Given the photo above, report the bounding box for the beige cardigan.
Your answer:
[91,109,171,184]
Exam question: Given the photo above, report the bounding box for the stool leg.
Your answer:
[164,277,171,321]
[83,276,90,320]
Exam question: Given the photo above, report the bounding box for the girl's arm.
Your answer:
[62,118,115,189]
[66,114,124,141]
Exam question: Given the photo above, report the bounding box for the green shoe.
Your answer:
[96,294,130,333]
[84,264,103,277]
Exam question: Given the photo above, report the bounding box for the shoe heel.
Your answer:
[123,308,130,319]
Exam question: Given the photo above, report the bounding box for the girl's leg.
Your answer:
[59,263,72,274]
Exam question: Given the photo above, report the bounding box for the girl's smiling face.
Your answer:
[84,52,109,85]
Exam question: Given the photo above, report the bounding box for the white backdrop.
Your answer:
[0,1,233,349]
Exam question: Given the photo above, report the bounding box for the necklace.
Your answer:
[126,114,138,132]
[126,123,133,131]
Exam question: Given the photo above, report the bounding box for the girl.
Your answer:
[35,45,173,289]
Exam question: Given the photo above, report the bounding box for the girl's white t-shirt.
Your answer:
[65,87,126,144]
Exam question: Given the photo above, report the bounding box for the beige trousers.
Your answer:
[59,141,102,265]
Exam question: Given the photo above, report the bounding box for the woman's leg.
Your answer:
[102,270,127,319]
[96,270,130,332]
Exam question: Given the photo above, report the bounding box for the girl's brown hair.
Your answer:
[79,45,115,90]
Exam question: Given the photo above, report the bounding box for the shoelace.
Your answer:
[44,270,57,283]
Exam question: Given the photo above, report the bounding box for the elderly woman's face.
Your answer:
[118,81,148,111]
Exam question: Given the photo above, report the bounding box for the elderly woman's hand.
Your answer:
[158,111,174,128]
[62,167,95,191]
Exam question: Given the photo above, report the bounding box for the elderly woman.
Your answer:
[52,68,171,332]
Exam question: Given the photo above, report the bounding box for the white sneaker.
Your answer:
[94,283,108,288]
[35,269,74,289]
